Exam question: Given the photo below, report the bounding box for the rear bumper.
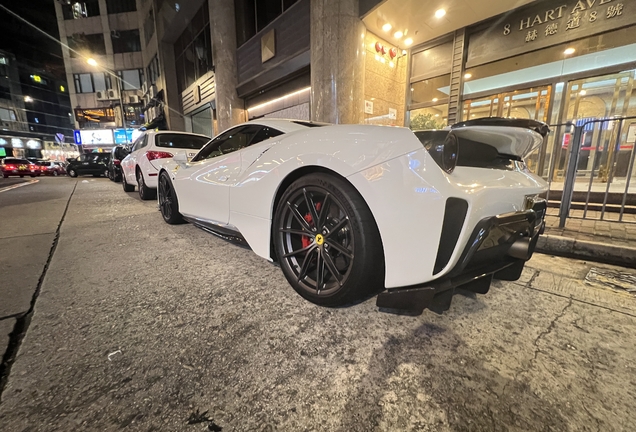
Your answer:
[376,198,546,314]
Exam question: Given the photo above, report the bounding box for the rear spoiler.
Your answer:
[449,117,549,159]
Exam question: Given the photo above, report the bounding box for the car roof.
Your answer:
[145,130,211,140]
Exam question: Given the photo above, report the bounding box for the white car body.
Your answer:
[158,118,548,311]
[121,130,210,190]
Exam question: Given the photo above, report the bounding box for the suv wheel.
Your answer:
[68,168,77,177]
[137,169,156,200]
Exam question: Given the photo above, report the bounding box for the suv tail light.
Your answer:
[146,151,173,161]
[5,164,16,170]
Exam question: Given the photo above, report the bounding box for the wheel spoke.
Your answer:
[303,188,319,228]
[283,243,315,258]
[315,249,324,292]
[286,201,313,232]
[317,193,331,229]
[325,217,349,238]
[279,228,311,237]
[322,249,343,286]
[324,240,353,259]
[297,245,317,282]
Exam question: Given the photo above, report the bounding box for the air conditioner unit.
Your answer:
[96,90,108,101]
[127,95,140,104]
[107,89,119,100]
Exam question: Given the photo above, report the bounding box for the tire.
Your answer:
[53,171,59,177]
[103,168,109,178]
[19,175,24,178]
[122,172,134,192]
[136,168,156,200]
[30,175,36,178]
[68,169,77,178]
[2,174,8,178]
[158,171,185,224]
[273,173,384,307]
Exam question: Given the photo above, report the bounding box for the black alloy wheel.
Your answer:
[158,171,185,224]
[273,173,384,306]
[68,168,77,178]
[137,169,156,200]
[122,172,134,192]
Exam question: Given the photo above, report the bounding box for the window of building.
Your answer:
[174,4,212,93]
[92,72,113,92]
[68,33,106,58]
[0,108,17,121]
[143,9,155,45]
[62,0,100,20]
[106,0,136,14]
[73,73,94,93]
[146,55,160,85]
[235,0,299,46]
[111,29,141,53]
[117,69,143,90]
[0,84,10,100]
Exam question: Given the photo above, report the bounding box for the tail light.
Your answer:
[113,159,120,165]
[146,151,173,161]
[5,164,16,170]
[30,165,38,171]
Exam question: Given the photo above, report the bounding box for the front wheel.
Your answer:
[137,169,156,200]
[68,169,77,178]
[273,173,384,307]
[158,171,185,224]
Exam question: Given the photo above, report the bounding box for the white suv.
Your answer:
[121,130,210,200]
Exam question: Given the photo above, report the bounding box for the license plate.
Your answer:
[19,165,26,170]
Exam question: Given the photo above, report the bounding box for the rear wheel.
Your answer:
[136,168,156,200]
[53,171,59,177]
[68,169,77,178]
[122,172,134,192]
[273,173,384,307]
[158,171,185,224]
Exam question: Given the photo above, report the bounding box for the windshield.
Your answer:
[155,134,210,150]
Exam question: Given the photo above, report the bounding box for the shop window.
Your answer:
[410,74,451,106]
[62,0,100,19]
[112,30,141,53]
[411,42,453,82]
[68,33,106,58]
[106,0,136,14]
[409,106,448,131]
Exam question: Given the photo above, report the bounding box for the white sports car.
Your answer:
[157,118,549,314]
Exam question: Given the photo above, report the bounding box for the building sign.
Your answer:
[79,129,114,146]
[467,0,636,67]
[0,147,5,157]
[113,128,142,144]
[365,100,374,114]
[74,130,82,145]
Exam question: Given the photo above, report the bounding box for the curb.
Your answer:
[536,234,636,268]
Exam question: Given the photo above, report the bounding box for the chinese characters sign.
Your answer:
[467,0,636,67]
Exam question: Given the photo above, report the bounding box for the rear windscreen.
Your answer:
[155,134,210,150]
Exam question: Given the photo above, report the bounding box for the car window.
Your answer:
[77,154,87,162]
[155,134,210,150]
[192,126,261,162]
[250,127,284,145]
[131,134,146,152]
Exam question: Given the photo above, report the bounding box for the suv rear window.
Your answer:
[155,134,209,150]
[3,158,30,164]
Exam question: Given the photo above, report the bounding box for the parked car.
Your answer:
[107,145,130,182]
[37,160,66,176]
[66,153,111,178]
[155,118,549,314]
[121,130,210,199]
[1,158,41,178]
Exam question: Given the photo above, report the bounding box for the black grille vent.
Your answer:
[434,198,468,275]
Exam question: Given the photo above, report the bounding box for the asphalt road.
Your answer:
[1,177,635,431]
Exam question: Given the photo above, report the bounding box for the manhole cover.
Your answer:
[585,268,636,295]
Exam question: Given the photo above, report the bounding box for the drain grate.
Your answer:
[585,268,636,296]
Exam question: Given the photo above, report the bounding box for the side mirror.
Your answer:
[173,152,188,166]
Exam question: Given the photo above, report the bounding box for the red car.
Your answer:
[37,161,66,176]
[1,158,41,178]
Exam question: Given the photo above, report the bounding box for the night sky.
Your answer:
[0,0,66,79]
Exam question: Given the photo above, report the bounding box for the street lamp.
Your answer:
[86,58,126,128]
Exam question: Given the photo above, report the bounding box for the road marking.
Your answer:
[0,179,39,194]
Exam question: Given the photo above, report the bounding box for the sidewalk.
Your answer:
[537,207,636,268]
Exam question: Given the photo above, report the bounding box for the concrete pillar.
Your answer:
[310,0,366,124]
[209,0,245,132]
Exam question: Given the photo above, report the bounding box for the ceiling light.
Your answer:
[435,114,440,117]
[579,90,587,95]
[564,47,575,55]
[435,9,446,18]
[464,73,472,79]
[389,61,395,68]
[432,98,438,102]
[411,87,414,91]
[382,23,392,32]
[380,57,386,63]
[394,31,403,39]
[404,38,413,46]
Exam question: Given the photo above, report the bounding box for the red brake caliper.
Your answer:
[301,202,322,248]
